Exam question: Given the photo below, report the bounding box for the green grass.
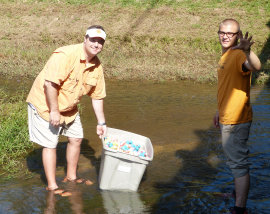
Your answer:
[0,0,269,83]
[1,0,269,10]
[0,89,34,177]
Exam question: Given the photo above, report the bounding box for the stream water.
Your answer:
[0,78,269,213]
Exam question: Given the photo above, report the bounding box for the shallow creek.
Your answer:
[0,78,270,213]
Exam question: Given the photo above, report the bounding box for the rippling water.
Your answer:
[0,79,269,214]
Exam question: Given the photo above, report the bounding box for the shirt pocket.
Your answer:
[61,77,78,93]
[82,72,98,95]
[85,72,98,86]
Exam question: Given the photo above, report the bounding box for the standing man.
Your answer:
[27,25,107,196]
[213,19,261,214]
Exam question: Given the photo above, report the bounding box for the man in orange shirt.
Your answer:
[213,19,261,214]
[27,25,107,196]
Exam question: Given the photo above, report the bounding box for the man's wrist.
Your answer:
[244,47,251,55]
[98,122,106,126]
[50,109,60,114]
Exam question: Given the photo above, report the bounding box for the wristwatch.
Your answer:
[98,122,106,126]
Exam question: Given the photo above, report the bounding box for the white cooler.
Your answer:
[98,127,154,191]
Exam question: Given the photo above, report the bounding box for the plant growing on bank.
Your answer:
[0,0,269,83]
[0,89,34,177]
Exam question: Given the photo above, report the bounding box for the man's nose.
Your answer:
[223,33,229,39]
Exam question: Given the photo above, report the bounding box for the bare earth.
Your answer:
[0,1,269,82]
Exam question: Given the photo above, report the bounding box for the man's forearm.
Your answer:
[245,51,262,72]
[92,98,105,124]
[44,80,59,112]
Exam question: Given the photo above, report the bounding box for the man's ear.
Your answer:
[84,36,88,43]
[236,29,241,40]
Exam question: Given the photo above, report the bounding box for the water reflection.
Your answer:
[44,190,57,214]
[44,184,85,214]
[101,190,148,214]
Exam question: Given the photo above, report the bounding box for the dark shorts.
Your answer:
[220,122,252,178]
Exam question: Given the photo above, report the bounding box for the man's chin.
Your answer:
[222,44,231,49]
[90,50,100,55]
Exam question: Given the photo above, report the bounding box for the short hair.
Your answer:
[85,25,105,38]
[219,19,240,31]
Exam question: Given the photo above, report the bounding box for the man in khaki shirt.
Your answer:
[27,25,107,196]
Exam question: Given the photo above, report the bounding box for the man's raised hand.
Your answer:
[232,30,254,53]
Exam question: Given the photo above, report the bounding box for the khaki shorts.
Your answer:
[28,103,84,148]
[220,122,252,178]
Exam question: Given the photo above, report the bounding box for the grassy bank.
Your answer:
[0,0,269,83]
[0,89,34,178]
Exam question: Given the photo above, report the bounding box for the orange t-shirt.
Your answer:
[217,49,252,125]
[26,43,106,124]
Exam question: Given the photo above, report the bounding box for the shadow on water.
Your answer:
[151,127,231,213]
[151,20,270,214]
[80,139,101,176]
[25,139,109,213]
[26,138,100,186]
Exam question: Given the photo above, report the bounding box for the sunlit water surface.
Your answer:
[0,78,269,214]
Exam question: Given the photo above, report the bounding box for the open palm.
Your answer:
[232,30,254,52]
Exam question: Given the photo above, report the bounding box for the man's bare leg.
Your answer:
[43,148,58,189]
[66,137,82,180]
[234,173,250,207]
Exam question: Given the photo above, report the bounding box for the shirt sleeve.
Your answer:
[237,50,251,75]
[43,51,71,85]
[88,66,106,99]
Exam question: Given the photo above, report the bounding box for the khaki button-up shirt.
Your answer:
[26,43,106,124]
